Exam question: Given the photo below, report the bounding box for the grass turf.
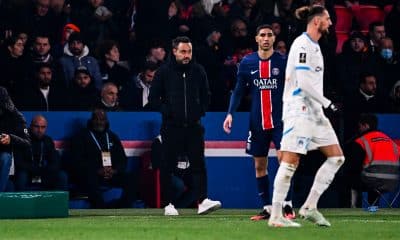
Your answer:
[1,208,399,240]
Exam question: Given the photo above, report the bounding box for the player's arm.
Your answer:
[224,61,247,133]
[292,47,331,108]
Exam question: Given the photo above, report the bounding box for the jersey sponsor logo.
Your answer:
[299,53,306,63]
[250,70,259,75]
[272,68,280,76]
[253,78,278,89]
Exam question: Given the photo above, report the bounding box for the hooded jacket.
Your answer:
[59,44,102,89]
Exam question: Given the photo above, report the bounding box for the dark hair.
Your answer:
[256,24,273,35]
[295,5,326,23]
[96,40,118,59]
[142,61,159,72]
[68,32,84,44]
[4,35,21,47]
[359,113,378,130]
[34,62,53,73]
[359,72,376,85]
[368,21,384,33]
[172,36,191,49]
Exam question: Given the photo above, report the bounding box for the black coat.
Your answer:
[0,87,31,154]
[149,58,210,125]
[70,127,127,176]
[15,134,61,176]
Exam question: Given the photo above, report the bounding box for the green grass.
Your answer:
[1,209,400,240]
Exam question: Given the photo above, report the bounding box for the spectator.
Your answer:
[59,32,102,89]
[343,113,400,208]
[368,37,400,95]
[196,28,226,111]
[385,0,400,51]
[95,82,122,112]
[120,61,158,111]
[70,108,137,208]
[18,63,69,111]
[0,35,29,101]
[14,115,68,191]
[0,87,31,192]
[70,0,118,51]
[149,36,221,216]
[368,21,386,54]
[15,0,62,44]
[345,72,389,139]
[336,31,370,99]
[68,66,99,111]
[96,40,130,91]
[388,80,400,113]
[145,40,167,67]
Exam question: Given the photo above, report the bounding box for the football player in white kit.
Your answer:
[268,5,345,227]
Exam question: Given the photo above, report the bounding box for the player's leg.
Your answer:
[268,151,301,227]
[273,126,296,219]
[247,130,272,220]
[268,118,309,227]
[300,135,345,226]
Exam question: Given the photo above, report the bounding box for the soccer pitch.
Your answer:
[1,209,399,240]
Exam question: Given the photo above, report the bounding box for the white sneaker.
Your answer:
[197,198,221,215]
[268,216,301,227]
[164,203,179,216]
[299,208,331,227]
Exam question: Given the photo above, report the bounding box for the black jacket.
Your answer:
[149,58,210,125]
[16,134,61,176]
[70,121,127,176]
[0,87,31,154]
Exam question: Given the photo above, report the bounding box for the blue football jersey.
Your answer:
[228,51,287,131]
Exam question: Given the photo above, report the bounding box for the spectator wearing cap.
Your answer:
[59,32,102,89]
[68,66,99,110]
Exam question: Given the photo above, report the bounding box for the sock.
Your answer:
[256,175,270,206]
[302,156,345,210]
[271,162,297,219]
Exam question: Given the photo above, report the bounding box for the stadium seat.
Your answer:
[353,5,385,31]
[335,31,349,54]
[334,5,353,32]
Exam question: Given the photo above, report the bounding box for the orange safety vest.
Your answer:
[355,131,400,186]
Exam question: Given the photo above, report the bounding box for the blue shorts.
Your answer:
[245,125,282,157]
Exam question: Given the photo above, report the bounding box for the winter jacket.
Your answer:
[149,58,210,125]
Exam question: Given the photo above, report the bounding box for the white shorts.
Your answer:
[280,116,339,155]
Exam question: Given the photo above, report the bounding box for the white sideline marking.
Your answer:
[339,219,400,223]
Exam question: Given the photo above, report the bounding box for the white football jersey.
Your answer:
[282,33,329,120]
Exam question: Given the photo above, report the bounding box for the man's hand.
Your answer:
[0,134,10,145]
[98,167,115,179]
[223,114,233,134]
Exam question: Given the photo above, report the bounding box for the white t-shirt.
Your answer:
[282,33,331,121]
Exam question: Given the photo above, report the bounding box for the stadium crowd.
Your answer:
[0,0,399,209]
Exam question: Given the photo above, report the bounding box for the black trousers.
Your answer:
[160,123,207,206]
